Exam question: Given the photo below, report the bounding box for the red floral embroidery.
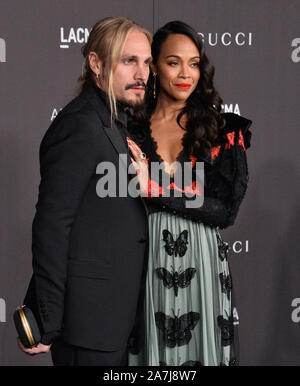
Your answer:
[189,155,197,168]
[147,179,165,197]
[184,181,203,196]
[238,129,246,151]
[167,181,202,196]
[167,182,184,192]
[225,131,235,149]
[223,130,246,151]
[211,145,221,160]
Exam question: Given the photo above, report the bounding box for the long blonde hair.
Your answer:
[78,17,152,121]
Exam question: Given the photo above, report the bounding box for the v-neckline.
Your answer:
[147,121,190,180]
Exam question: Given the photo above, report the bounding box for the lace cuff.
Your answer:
[145,194,230,228]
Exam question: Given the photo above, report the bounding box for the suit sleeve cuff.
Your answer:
[40,331,61,345]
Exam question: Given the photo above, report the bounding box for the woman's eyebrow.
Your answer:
[165,55,181,59]
[165,55,200,59]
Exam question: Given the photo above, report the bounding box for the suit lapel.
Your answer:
[80,82,130,167]
[80,83,148,214]
[103,125,131,168]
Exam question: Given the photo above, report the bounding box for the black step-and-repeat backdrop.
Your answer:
[0,0,299,366]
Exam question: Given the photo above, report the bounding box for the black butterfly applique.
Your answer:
[155,310,200,348]
[219,272,232,300]
[155,266,197,296]
[217,315,234,347]
[162,229,188,257]
[219,358,237,366]
[216,231,229,261]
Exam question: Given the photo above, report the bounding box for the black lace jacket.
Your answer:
[128,112,252,229]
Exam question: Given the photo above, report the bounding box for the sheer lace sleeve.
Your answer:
[216,116,252,227]
[145,193,230,228]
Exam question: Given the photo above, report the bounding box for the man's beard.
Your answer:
[117,97,147,122]
[117,97,144,110]
[117,83,147,120]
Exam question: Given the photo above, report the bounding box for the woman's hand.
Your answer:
[126,137,149,197]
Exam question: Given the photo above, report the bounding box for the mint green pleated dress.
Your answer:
[128,210,236,366]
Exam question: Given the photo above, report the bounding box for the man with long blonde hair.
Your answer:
[18,17,152,366]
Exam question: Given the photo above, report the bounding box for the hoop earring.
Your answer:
[153,73,157,99]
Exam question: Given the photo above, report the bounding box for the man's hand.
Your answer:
[17,337,52,355]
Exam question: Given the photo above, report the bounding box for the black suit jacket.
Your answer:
[24,81,149,351]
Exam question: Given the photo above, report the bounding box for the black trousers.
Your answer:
[51,338,128,366]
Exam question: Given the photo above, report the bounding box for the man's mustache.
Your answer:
[125,82,146,90]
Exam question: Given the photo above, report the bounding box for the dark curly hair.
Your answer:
[145,20,225,156]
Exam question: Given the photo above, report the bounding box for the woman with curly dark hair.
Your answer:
[127,20,252,366]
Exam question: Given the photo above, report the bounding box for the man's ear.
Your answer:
[88,51,103,78]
